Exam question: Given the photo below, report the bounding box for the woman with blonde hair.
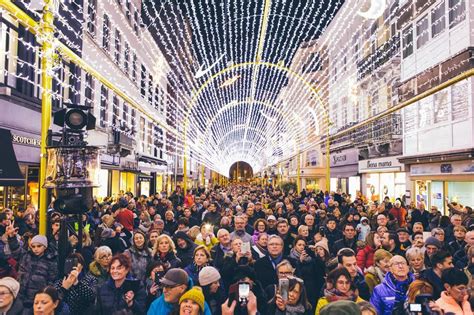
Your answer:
[405,247,426,278]
[152,234,181,269]
[364,249,392,294]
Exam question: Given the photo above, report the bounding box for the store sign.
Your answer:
[411,161,474,176]
[329,149,358,167]
[359,156,404,173]
[11,134,41,147]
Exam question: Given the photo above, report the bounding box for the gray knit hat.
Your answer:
[320,300,361,315]
[199,266,221,286]
[31,235,48,248]
[425,236,442,249]
[0,277,20,298]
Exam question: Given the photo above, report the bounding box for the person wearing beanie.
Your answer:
[320,300,361,315]
[199,267,225,315]
[18,234,58,309]
[424,236,442,267]
[0,277,23,314]
[178,287,205,315]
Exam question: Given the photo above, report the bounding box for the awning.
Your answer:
[137,154,167,166]
[0,128,25,186]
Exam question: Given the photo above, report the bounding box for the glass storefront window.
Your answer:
[380,173,395,200]
[0,187,5,210]
[27,167,39,210]
[94,169,109,200]
[430,181,445,213]
[349,176,361,200]
[120,172,136,196]
[366,173,380,202]
[447,182,474,208]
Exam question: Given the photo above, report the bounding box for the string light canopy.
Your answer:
[6,0,461,175]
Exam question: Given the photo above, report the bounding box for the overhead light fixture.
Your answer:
[357,0,386,20]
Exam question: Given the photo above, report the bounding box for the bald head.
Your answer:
[466,231,474,246]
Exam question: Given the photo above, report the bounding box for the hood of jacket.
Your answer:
[174,231,195,248]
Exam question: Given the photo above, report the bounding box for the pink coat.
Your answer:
[436,291,473,315]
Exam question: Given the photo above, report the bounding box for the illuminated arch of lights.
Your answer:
[7,0,462,175]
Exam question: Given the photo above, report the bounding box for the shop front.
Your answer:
[359,156,407,202]
[328,148,360,197]
[0,128,40,210]
[408,160,474,214]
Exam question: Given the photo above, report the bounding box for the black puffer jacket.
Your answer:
[18,249,58,307]
[174,231,197,267]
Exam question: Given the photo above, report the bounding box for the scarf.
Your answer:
[285,303,307,315]
[289,248,311,263]
[389,272,411,303]
[324,287,358,303]
[269,254,283,269]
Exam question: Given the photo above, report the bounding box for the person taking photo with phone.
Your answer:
[54,253,96,315]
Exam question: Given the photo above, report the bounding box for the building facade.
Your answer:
[397,0,473,212]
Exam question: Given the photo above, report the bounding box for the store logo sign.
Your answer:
[12,134,41,147]
[332,154,347,165]
[366,160,392,169]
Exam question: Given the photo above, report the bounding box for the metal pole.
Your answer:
[201,165,205,187]
[326,124,331,192]
[183,154,187,193]
[297,152,301,194]
[39,1,54,236]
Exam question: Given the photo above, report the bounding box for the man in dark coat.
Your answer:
[174,231,197,267]
[254,235,296,290]
[210,229,232,271]
[419,250,454,299]
[332,224,358,256]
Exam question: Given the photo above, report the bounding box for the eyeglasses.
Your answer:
[278,271,294,276]
[99,254,112,260]
[0,291,11,296]
[391,261,407,267]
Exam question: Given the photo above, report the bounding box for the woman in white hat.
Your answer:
[199,266,225,315]
[0,277,22,314]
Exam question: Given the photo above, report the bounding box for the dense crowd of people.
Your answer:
[0,184,473,315]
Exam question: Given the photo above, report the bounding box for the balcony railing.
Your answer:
[350,113,402,144]
[357,35,400,80]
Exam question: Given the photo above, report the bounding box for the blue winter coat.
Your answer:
[147,277,211,315]
[370,272,415,315]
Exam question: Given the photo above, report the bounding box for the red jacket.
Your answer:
[389,207,407,227]
[357,245,375,271]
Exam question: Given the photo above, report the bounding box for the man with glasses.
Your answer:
[255,235,292,289]
[370,255,414,315]
[148,268,211,315]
